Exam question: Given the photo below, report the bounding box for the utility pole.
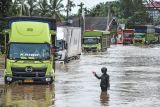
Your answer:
[78,2,84,28]
[66,0,70,21]
[78,2,84,46]
[78,2,84,16]
[107,3,111,31]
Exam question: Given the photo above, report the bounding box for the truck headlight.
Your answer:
[7,77,12,81]
[46,77,51,82]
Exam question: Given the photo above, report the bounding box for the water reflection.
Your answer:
[100,91,109,106]
[1,84,55,107]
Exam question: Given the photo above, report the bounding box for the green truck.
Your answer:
[82,31,110,52]
[3,17,56,84]
[133,25,158,45]
[133,33,146,44]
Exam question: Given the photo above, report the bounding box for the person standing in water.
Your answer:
[93,67,110,92]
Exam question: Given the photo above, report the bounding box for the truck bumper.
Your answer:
[5,75,53,84]
[83,47,98,52]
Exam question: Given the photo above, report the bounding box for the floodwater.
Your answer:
[1,44,160,107]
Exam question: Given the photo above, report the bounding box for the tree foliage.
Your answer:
[87,0,151,27]
[0,0,12,17]
[0,0,65,21]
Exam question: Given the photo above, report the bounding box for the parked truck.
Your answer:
[82,30,110,52]
[56,26,81,63]
[3,17,56,84]
[133,25,157,44]
[117,29,134,44]
[133,33,146,44]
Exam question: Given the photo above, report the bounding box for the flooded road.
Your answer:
[1,45,160,107]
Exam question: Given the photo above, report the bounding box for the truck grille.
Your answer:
[11,67,47,77]
[84,47,97,51]
[135,40,143,43]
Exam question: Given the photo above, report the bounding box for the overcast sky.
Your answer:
[62,0,117,14]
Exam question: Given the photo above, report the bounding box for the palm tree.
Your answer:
[37,0,49,16]
[26,0,37,16]
[17,0,29,16]
[0,0,12,17]
[66,0,76,19]
[48,0,64,21]
[9,0,20,16]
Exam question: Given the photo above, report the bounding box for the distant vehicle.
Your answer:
[82,31,111,52]
[117,30,123,44]
[56,26,81,63]
[133,33,146,44]
[117,29,134,44]
[133,25,158,44]
[3,17,56,84]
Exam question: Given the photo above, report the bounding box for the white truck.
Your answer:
[56,26,81,63]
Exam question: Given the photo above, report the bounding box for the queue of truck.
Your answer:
[0,17,112,84]
[1,16,159,84]
[116,25,160,45]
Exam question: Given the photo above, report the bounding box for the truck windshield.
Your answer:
[56,40,63,50]
[123,34,133,38]
[9,43,50,60]
[83,38,99,44]
[134,34,145,38]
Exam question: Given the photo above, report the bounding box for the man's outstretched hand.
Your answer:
[92,71,96,75]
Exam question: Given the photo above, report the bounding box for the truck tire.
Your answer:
[76,55,80,59]
[49,77,54,84]
[64,56,69,63]
[4,76,12,84]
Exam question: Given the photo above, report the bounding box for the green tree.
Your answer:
[126,0,151,27]
[26,0,38,16]
[9,0,21,16]
[48,0,64,21]
[66,0,76,19]
[36,0,49,16]
[0,0,12,17]
[119,0,134,18]
[16,0,29,16]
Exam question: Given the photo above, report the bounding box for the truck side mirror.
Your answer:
[65,43,68,49]
[51,46,56,55]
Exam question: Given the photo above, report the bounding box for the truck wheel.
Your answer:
[48,77,53,84]
[76,55,80,59]
[4,77,12,84]
[64,57,69,63]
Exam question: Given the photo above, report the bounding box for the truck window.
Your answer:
[83,38,99,44]
[56,40,64,50]
[123,34,133,38]
[8,43,50,60]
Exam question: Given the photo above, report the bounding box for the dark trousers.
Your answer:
[101,86,107,92]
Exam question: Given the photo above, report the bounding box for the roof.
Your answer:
[83,31,110,37]
[4,16,56,30]
[144,1,160,8]
[71,17,111,31]
[10,22,51,43]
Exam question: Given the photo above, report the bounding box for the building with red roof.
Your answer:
[144,1,160,20]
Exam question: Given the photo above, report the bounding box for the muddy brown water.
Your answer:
[0,45,160,107]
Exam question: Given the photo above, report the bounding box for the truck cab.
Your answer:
[122,29,134,44]
[82,37,101,52]
[82,31,110,52]
[117,29,134,44]
[4,21,55,84]
[55,26,81,63]
[133,33,146,44]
